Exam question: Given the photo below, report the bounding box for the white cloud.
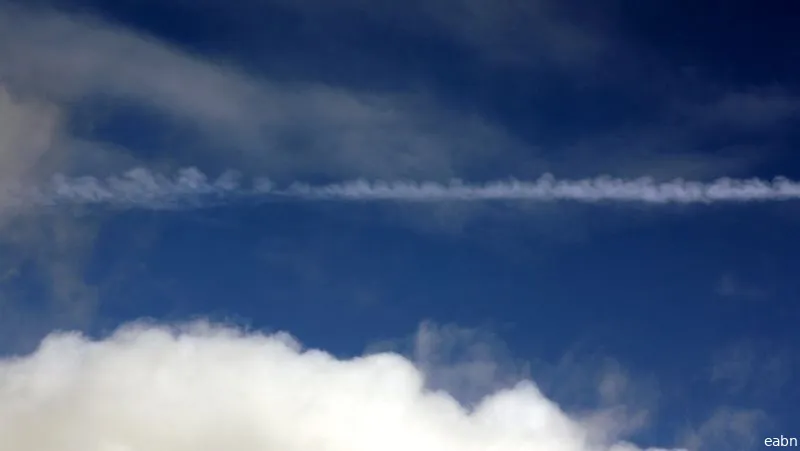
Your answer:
[0,5,520,181]
[0,2,520,347]
[0,1,791,350]
[271,174,800,203]
[0,2,787,188]
[527,351,660,448]
[0,321,683,451]
[401,324,659,449]
[0,4,781,199]
[0,85,103,351]
[0,86,62,210]
[11,167,800,210]
[395,321,529,407]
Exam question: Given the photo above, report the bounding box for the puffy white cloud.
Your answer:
[0,321,683,451]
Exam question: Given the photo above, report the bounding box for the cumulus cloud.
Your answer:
[399,324,659,448]
[0,321,683,451]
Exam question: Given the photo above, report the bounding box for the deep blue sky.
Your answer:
[1,0,799,449]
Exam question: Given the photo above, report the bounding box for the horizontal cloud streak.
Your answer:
[4,167,800,211]
[281,176,800,203]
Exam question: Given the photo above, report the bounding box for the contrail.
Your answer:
[4,167,800,210]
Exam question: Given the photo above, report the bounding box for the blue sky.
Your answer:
[0,1,798,450]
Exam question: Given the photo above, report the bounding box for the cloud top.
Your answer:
[0,321,681,451]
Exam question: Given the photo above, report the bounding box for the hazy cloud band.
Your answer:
[5,167,800,210]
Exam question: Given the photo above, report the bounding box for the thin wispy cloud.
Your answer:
[0,5,521,181]
[0,84,102,351]
[2,3,787,186]
[263,0,609,68]
[709,340,792,398]
[678,86,800,132]
[0,2,521,347]
[679,407,768,451]
[713,274,767,301]
[7,167,800,210]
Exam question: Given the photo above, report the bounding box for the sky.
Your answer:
[0,0,799,450]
